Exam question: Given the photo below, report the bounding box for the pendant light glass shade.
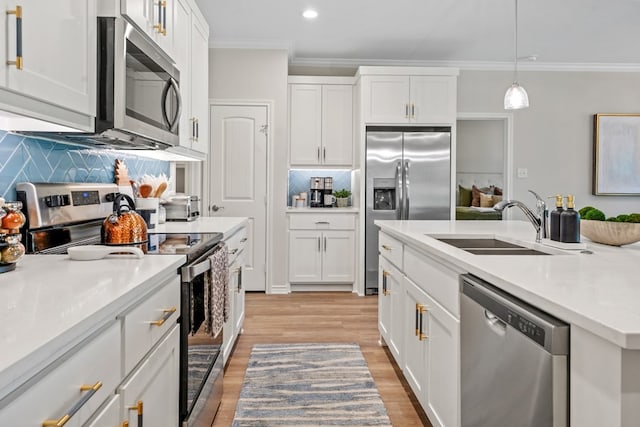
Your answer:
[504,82,529,109]
[504,0,529,110]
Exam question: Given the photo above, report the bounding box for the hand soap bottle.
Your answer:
[560,194,580,243]
[549,194,564,241]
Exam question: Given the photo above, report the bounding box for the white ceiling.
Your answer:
[195,0,640,71]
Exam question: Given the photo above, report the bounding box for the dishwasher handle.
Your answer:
[461,274,569,355]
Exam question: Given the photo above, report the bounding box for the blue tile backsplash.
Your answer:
[0,130,169,200]
[288,169,352,205]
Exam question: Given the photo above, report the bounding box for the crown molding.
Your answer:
[208,41,640,72]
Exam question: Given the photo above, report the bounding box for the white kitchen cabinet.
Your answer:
[119,325,180,427]
[174,0,209,154]
[289,82,353,166]
[379,257,404,366]
[378,230,461,427]
[121,0,175,58]
[85,395,121,427]
[223,225,248,363]
[0,0,96,130]
[357,67,458,125]
[289,230,355,283]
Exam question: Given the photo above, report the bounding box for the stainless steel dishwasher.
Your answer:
[460,274,569,427]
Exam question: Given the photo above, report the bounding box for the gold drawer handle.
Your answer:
[418,304,428,341]
[128,400,144,427]
[150,307,177,326]
[381,244,392,251]
[240,237,248,243]
[6,5,23,70]
[229,248,239,255]
[42,381,102,426]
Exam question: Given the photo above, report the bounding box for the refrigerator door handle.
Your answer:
[395,160,403,220]
[404,160,410,219]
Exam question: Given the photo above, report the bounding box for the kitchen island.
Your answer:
[376,219,640,427]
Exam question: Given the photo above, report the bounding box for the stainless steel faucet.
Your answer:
[494,190,548,242]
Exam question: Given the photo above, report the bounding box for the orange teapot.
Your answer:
[101,194,148,251]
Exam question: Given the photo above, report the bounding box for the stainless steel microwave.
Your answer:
[94,16,181,148]
[22,17,181,149]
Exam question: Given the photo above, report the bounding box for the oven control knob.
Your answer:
[44,194,70,208]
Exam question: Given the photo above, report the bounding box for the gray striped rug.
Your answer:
[232,343,392,426]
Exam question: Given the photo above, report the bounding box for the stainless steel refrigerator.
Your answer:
[365,127,451,294]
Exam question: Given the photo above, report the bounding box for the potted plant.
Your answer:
[333,189,351,208]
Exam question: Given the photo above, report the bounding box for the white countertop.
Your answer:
[286,207,359,213]
[153,216,248,237]
[0,253,185,399]
[375,220,640,349]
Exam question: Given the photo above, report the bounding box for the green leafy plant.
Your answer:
[333,189,352,198]
[579,206,640,223]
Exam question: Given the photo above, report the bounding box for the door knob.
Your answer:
[211,205,224,212]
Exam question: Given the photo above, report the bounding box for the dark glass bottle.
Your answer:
[560,194,580,243]
[549,194,564,241]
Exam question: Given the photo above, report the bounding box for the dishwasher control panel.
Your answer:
[506,310,545,346]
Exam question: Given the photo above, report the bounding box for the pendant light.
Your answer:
[504,0,529,110]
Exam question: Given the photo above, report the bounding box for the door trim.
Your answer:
[207,99,274,293]
[456,112,513,219]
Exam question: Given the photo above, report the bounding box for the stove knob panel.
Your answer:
[44,194,70,208]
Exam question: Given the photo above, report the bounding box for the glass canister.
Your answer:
[0,234,25,272]
[1,201,26,231]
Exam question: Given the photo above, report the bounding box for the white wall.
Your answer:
[209,48,289,292]
[458,69,640,217]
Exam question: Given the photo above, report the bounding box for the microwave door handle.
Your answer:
[161,77,182,132]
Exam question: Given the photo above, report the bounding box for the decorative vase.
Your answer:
[336,197,349,208]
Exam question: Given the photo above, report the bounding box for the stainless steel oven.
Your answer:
[17,183,225,427]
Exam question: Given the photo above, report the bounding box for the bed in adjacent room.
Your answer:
[456,172,504,220]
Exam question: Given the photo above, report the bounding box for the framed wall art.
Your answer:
[593,113,640,195]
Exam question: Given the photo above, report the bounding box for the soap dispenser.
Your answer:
[549,194,564,241]
[560,194,580,243]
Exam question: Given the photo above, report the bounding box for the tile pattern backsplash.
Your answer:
[0,131,169,200]
[288,169,352,205]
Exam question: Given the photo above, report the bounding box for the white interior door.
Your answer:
[210,104,268,291]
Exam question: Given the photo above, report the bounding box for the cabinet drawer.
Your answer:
[379,232,403,269]
[84,395,120,427]
[0,322,120,427]
[404,246,459,317]
[225,226,248,265]
[289,214,355,230]
[121,276,180,374]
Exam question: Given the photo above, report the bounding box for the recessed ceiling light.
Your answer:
[302,9,318,19]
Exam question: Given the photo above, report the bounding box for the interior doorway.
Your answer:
[209,103,270,291]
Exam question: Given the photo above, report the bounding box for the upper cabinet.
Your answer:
[173,0,210,155]
[289,77,354,167]
[357,67,458,125]
[0,0,96,130]
[121,0,175,58]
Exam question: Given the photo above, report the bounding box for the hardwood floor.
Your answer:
[212,292,431,427]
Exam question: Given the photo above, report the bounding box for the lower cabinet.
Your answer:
[119,325,180,426]
[0,272,181,426]
[378,231,461,427]
[223,225,248,364]
[289,230,355,283]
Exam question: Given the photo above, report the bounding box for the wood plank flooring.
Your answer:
[212,292,431,427]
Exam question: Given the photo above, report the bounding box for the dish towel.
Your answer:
[204,243,229,338]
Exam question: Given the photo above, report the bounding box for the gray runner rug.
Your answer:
[232,343,392,426]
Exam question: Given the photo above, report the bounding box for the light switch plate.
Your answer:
[517,168,528,178]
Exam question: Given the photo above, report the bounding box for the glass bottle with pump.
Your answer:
[549,194,564,241]
[560,194,580,243]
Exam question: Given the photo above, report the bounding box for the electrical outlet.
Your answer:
[517,168,528,178]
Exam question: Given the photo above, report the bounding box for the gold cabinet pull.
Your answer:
[240,237,248,243]
[229,248,238,255]
[381,244,392,251]
[150,307,177,326]
[418,304,428,341]
[382,270,390,296]
[6,5,23,69]
[128,400,143,427]
[153,1,167,35]
[42,381,102,426]
[415,303,420,336]
[122,422,129,427]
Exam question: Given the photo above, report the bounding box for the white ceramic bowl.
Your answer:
[580,220,640,246]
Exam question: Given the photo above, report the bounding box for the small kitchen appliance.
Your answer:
[309,177,334,208]
[164,195,201,221]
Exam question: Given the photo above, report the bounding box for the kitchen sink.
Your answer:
[430,236,556,255]
[463,248,551,256]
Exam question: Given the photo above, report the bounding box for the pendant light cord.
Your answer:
[514,0,519,82]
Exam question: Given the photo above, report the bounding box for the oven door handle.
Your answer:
[182,257,211,282]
